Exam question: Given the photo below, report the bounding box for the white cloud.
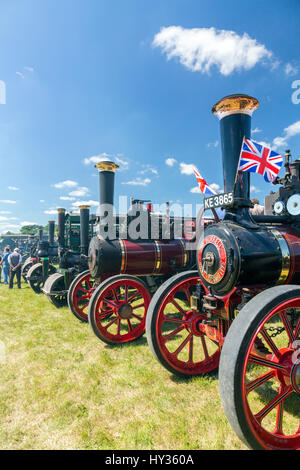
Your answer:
[0,211,11,214]
[44,209,58,215]
[153,26,273,75]
[0,200,17,204]
[190,186,201,193]
[24,66,34,73]
[165,157,177,167]
[40,200,45,203]
[53,180,78,189]
[60,196,76,201]
[8,186,19,191]
[207,140,219,148]
[83,153,111,165]
[0,216,16,221]
[16,71,25,79]
[20,221,38,226]
[71,200,99,207]
[121,177,151,186]
[0,223,21,234]
[139,165,158,176]
[69,187,89,197]
[252,127,262,134]
[250,185,261,193]
[272,120,300,150]
[179,162,196,175]
[285,63,298,76]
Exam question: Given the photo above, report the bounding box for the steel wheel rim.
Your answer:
[72,273,95,321]
[156,277,220,375]
[242,298,300,450]
[93,279,151,343]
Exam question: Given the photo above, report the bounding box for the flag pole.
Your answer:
[233,136,245,193]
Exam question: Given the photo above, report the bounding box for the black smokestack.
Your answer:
[79,205,90,255]
[96,159,120,208]
[38,227,43,241]
[212,94,259,207]
[57,208,66,248]
[48,221,55,246]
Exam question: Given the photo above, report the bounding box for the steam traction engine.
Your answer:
[67,159,197,345]
[26,224,58,293]
[42,207,96,308]
[145,94,300,450]
[22,226,58,286]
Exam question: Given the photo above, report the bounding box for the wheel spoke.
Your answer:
[132,302,145,310]
[274,386,285,435]
[173,333,193,357]
[254,386,293,423]
[189,336,194,363]
[162,316,185,325]
[280,311,295,344]
[77,294,90,301]
[260,328,281,359]
[103,316,118,330]
[171,298,185,315]
[294,317,300,339]
[112,288,120,303]
[200,335,209,359]
[249,354,286,371]
[131,313,143,322]
[127,290,140,303]
[163,324,185,342]
[103,298,118,309]
[127,319,133,332]
[245,371,275,394]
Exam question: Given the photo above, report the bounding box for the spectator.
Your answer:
[2,247,11,285]
[8,247,22,289]
[250,198,264,215]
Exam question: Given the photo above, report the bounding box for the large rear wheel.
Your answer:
[88,275,151,345]
[146,271,221,377]
[67,270,96,322]
[27,263,56,293]
[219,285,300,450]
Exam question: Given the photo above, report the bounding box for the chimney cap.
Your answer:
[57,208,66,213]
[95,157,119,172]
[79,205,90,210]
[212,94,259,119]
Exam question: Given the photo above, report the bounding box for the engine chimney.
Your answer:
[212,94,259,207]
[79,205,90,255]
[48,221,55,246]
[95,159,119,208]
[57,208,66,248]
[38,227,43,241]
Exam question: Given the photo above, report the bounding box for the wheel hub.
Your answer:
[291,362,300,394]
[118,303,132,319]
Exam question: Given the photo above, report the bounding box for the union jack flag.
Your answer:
[238,138,283,182]
[193,168,217,195]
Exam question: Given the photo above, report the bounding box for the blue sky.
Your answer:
[0,0,299,232]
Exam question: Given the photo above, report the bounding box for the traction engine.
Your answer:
[67,159,197,345]
[23,225,58,289]
[42,207,96,307]
[145,94,300,450]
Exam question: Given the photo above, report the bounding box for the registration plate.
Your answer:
[204,192,234,210]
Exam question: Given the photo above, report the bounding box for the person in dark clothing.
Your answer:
[2,247,11,284]
[8,248,22,289]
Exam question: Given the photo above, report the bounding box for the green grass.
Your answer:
[0,281,246,450]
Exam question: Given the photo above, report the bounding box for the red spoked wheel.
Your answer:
[88,275,151,345]
[146,271,221,377]
[67,270,96,322]
[219,285,300,450]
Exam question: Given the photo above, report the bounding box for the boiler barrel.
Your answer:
[88,237,192,279]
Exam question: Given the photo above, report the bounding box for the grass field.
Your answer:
[0,280,247,450]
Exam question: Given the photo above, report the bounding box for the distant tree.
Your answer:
[20,225,40,235]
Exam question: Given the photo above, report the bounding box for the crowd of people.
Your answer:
[0,246,22,289]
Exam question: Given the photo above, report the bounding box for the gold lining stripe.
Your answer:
[154,241,161,274]
[269,228,290,284]
[119,240,127,273]
[179,239,188,267]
